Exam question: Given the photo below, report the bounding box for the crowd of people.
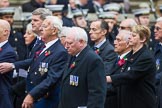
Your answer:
[0,0,162,108]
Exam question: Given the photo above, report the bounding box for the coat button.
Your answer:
[35,72,37,75]
[30,81,33,84]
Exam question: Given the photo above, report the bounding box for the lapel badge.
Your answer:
[15,38,18,42]
[127,67,130,71]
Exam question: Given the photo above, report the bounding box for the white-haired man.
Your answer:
[59,27,107,108]
[105,30,132,108]
[20,16,68,108]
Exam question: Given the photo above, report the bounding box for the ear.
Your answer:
[4,30,9,36]
[52,27,57,35]
[101,29,107,35]
[78,39,85,46]
[140,36,146,43]
[72,18,77,25]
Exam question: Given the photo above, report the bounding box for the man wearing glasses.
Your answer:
[118,18,137,31]
[154,17,162,108]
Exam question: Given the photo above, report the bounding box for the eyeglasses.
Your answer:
[119,26,130,30]
[154,26,162,31]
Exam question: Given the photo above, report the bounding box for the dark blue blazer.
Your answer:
[14,39,44,70]
[97,40,117,75]
[26,40,68,108]
[0,42,17,108]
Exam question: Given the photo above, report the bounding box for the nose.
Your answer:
[24,33,27,38]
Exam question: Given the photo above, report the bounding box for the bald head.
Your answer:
[119,18,137,31]
[0,19,10,42]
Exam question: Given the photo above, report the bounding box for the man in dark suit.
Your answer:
[0,7,27,61]
[59,27,107,108]
[89,20,117,76]
[0,19,17,108]
[154,17,162,108]
[104,30,132,108]
[21,16,68,108]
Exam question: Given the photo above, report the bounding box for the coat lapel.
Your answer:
[30,40,59,72]
[62,46,90,80]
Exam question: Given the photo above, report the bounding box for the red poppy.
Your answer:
[45,51,51,56]
[70,62,76,69]
[118,58,126,67]
[0,48,2,51]
[95,49,100,54]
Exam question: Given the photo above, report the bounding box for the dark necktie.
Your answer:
[35,45,46,59]
[69,56,76,68]
[93,47,100,54]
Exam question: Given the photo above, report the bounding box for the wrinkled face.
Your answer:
[1,14,13,25]
[40,19,55,43]
[114,34,128,55]
[74,16,87,28]
[104,18,115,32]
[89,21,104,43]
[0,0,9,7]
[24,30,36,45]
[0,23,9,41]
[65,35,81,56]
[138,15,150,26]
[154,21,162,42]
[31,15,43,35]
[129,32,142,47]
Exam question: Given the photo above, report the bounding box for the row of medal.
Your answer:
[70,75,79,86]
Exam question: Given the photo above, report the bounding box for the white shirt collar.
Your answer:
[159,42,162,46]
[40,38,58,54]
[0,40,8,48]
[120,51,130,59]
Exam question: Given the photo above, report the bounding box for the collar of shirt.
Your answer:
[37,36,41,40]
[119,51,130,59]
[94,38,106,48]
[40,38,59,54]
[159,42,162,46]
[0,40,8,48]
